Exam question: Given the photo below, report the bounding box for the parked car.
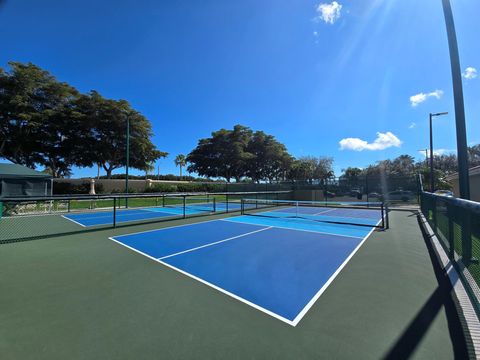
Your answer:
[368,192,382,199]
[350,189,361,197]
[386,190,415,202]
[434,190,454,197]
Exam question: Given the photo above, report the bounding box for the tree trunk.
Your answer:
[180,165,182,179]
[103,164,113,179]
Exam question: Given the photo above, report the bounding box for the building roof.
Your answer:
[0,163,52,179]
[445,165,480,181]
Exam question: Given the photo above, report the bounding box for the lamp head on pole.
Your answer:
[431,111,449,117]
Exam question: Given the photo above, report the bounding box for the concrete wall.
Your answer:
[448,173,480,201]
[292,190,326,201]
[53,178,190,194]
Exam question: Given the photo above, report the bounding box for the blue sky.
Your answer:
[1,0,479,178]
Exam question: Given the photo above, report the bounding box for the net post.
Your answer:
[213,197,216,212]
[226,191,229,213]
[365,174,369,206]
[113,197,117,227]
[385,202,389,229]
[241,199,244,215]
[183,196,186,219]
[162,194,165,207]
[67,199,71,213]
[381,202,385,229]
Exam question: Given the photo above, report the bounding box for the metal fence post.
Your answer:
[225,183,229,213]
[462,207,472,263]
[183,196,186,219]
[113,197,117,228]
[447,202,455,259]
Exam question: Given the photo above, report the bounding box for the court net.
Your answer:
[241,198,388,229]
[163,196,215,213]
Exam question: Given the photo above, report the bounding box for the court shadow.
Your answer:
[381,215,469,359]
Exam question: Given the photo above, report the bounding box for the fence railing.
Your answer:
[52,176,421,205]
[420,191,480,315]
[0,191,293,244]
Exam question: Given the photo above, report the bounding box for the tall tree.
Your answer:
[245,131,292,182]
[0,62,86,176]
[174,154,186,178]
[391,155,415,175]
[468,144,480,167]
[287,156,333,183]
[76,91,167,178]
[288,159,312,181]
[187,125,253,182]
[340,167,363,186]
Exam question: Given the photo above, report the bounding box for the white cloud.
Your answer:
[339,131,402,151]
[313,31,319,37]
[409,89,444,107]
[419,149,456,157]
[463,67,478,80]
[315,1,342,24]
[408,122,416,129]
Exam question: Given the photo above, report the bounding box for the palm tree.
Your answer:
[468,144,480,166]
[174,154,186,179]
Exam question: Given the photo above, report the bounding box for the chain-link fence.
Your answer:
[0,190,293,244]
[421,191,480,316]
[290,175,420,205]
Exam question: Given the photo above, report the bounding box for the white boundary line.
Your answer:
[158,227,272,260]
[219,218,364,240]
[312,208,337,216]
[60,215,87,227]
[108,235,296,326]
[290,224,378,326]
[63,205,220,228]
[111,218,263,239]
[109,216,382,326]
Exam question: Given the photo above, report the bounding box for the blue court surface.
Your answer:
[110,211,380,326]
[62,201,244,227]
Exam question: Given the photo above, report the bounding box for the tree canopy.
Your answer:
[187,125,292,182]
[287,156,334,183]
[0,62,167,178]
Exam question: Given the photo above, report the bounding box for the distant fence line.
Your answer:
[52,176,421,204]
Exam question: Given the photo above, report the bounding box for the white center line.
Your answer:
[158,226,273,260]
[312,208,337,216]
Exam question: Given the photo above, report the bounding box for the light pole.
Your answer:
[418,148,428,168]
[441,0,470,199]
[125,112,130,208]
[429,112,448,192]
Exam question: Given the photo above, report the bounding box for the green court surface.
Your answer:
[0,210,469,359]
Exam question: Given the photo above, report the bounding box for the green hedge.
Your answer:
[53,182,104,195]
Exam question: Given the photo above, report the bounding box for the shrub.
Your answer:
[145,184,178,193]
[53,182,104,195]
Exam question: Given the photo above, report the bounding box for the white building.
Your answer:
[445,165,480,201]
